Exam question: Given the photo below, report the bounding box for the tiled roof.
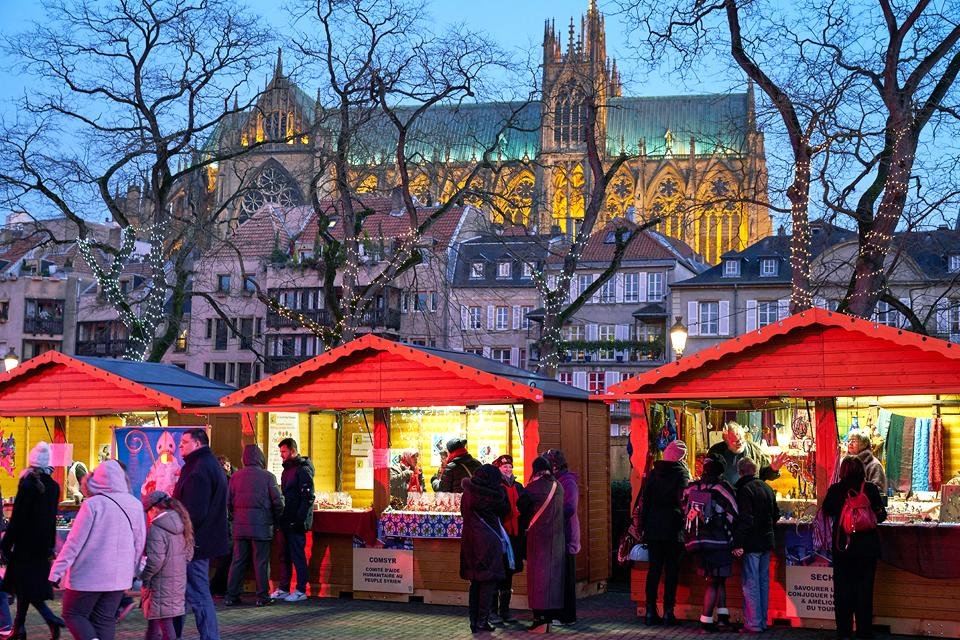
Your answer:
[453,235,550,286]
[892,228,960,280]
[545,219,701,266]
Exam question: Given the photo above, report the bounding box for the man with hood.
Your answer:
[431,437,481,493]
[541,448,581,626]
[173,428,228,640]
[50,459,146,640]
[226,444,284,607]
[272,437,315,603]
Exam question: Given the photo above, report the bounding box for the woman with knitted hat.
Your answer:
[0,441,66,639]
[639,439,690,626]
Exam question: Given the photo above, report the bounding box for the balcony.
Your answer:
[360,309,401,331]
[560,339,665,364]
[264,354,313,374]
[75,340,129,358]
[24,317,64,335]
[266,308,333,329]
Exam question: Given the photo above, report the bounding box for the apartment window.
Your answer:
[414,292,437,312]
[623,273,640,303]
[211,362,227,383]
[518,348,527,366]
[521,263,534,279]
[174,327,188,353]
[578,274,594,301]
[470,262,484,279]
[238,317,255,349]
[588,372,605,393]
[557,372,573,386]
[565,324,585,341]
[119,280,131,295]
[237,362,253,388]
[214,319,228,350]
[464,347,484,355]
[699,301,720,335]
[759,258,779,277]
[205,319,212,339]
[598,324,615,360]
[467,306,482,329]
[599,278,616,303]
[647,272,664,302]
[875,301,900,327]
[497,261,512,279]
[635,321,661,342]
[758,301,778,328]
[0,301,8,322]
[217,274,231,294]
[950,254,960,272]
[520,305,532,330]
[723,260,740,277]
[227,363,236,384]
[495,306,509,330]
[243,276,257,295]
[491,348,511,364]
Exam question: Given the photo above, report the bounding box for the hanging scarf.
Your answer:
[912,418,930,492]
[930,416,944,491]
[899,417,916,493]
[886,414,904,491]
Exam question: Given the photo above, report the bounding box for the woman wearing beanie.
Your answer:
[489,454,525,626]
[459,464,509,633]
[0,442,65,640]
[640,439,690,625]
[50,459,146,640]
[140,492,194,640]
[518,456,565,633]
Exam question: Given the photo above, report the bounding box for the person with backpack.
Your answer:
[732,457,781,633]
[822,456,887,640]
[682,455,739,632]
[639,439,690,626]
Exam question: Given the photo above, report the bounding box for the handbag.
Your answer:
[837,481,877,550]
[627,544,649,562]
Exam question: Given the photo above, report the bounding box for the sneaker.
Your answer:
[116,599,137,621]
[284,590,307,602]
[269,589,289,600]
[488,614,504,626]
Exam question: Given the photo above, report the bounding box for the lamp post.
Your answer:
[3,347,19,372]
[669,316,688,360]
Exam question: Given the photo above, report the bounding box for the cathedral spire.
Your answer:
[274,47,283,79]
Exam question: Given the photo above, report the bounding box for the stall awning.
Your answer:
[605,309,960,400]
[218,334,579,411]
[0,352,235,415]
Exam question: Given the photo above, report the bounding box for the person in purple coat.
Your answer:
[541,449,580,626]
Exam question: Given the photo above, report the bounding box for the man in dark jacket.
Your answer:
[173,428,228,640]
[431,437,481,493]
[708,422,787,486]
[226,445,284,607]
[272,437,315,602]
[733,457,781,633]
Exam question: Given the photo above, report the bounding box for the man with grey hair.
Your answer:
[847,431,886,493]
[708,422,788,486]
[732,457,780,633]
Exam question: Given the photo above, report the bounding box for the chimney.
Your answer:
[625,206,636,223]
[391,186,404,212]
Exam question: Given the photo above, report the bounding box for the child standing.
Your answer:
[140,491,194,640]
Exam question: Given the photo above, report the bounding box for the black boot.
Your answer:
[663,610,678,626]
[498,589,518,624]
[644,608,663,626]
[717,608,736,631]
[47,618,65,640]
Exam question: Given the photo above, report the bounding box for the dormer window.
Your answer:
[496,261,512,279]
[469,261,485,279]
[950,254,960,273]
[521,262,534,279]
[759,258,779,277]
[723,259,741,277]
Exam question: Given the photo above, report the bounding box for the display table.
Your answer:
[378,509,462,539]
[879,522,960,579]
[312,508,378,547]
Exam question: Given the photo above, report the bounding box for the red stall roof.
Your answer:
[606,309,960,400]
[219,334,560,411]
[0,351,234,415]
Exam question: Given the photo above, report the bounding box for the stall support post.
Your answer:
[53,416,67,500]
[522,402,540,482]
[814,397,839,504]
[628,399,649,504]
[372,408,390,513]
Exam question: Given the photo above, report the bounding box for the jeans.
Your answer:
[62,589,124,640]
[467,580,496,628]
[183,557,220,640]
[833,554,878,638]
[741,551,771,631]
[227,538,272,601]
[278,530,308,592]
[645,540,683,614]
[145,617,178,640]
[0,593,11,629]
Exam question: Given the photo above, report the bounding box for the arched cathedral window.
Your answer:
[240,164,303,222]
[553,84,588,146]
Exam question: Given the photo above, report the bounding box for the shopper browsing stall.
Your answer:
[846,431,887,494]
[273,438,315,603]
[490,454,525,626]
[140,491,194,640]
[732,457,780,633]
[459,464,509,633]
[432,438,481,493]
[541,449,580,627]
[519,456,565,633]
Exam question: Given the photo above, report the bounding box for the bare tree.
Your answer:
[0,0,272,360]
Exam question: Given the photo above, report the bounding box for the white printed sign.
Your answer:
[354,457,373,490]
[785,566,834,619]
[267,413,301,480]
[350,432,372,457]
[353,548,414,593]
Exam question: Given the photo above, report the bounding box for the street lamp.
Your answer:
[669,316,688,360]
[3,347,19,372]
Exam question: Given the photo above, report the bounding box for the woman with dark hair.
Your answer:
[519,456,565,633]
[823,456,887,640]
[459,463,509,633]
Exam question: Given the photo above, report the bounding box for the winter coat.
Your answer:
[557,470,582,554]
[1,470,59,600]
[519,472,565,611]
[500,476,525,572]
[389,462,425,505]
[140,510,194,620]
[733,475,781,553]
[640,460,691,543]
[229,445,284,540]
[823,477,887,558]
[173,445,229,559]
[459,471,509,582]
[857,449,887,494]
[708,439,780,486]
[50,460,147,591]
[280,456,316,532]
[432,449,481,493]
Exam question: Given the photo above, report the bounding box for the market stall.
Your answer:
[606,309,960,636]
[217,334,610,605]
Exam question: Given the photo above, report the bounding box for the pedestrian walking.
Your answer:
[1,442,65,640]
[140,492,194,640]
[272,438,315,602]
[639,439,690,626]
[172,428,229,640]
[733,457,780,633]
[225,445,283,607]
[822,455,887,640]
[540,449,580,626]
[50,459,146,640]
[459,464,509,633]
[518,456,565,633]
[489,454,525,626]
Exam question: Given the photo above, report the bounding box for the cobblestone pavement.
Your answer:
[19,590,923,639]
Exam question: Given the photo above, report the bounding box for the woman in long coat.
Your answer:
[459,464,509,633]
[1,442,65,640]
[518,456,565,632]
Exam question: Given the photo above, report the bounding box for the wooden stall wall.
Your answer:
[587,400,612,585]
[308,412,338,494]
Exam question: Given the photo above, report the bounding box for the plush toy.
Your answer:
[0,431,14,477]
[140,430,182,497]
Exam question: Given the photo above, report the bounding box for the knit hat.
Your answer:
[446,437,467,453]
[492,454,513,468]
[28,441,51,468]
[142,490,169,512]
[663,439,687,462]
[703,454,726,477]
[532,456,551,475]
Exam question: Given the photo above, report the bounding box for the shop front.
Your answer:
[606,309,960,636]
[217,334,610,606]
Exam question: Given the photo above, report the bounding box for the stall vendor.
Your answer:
[847,430,887,493]
[708,422,787,487]
[390,449,425,506]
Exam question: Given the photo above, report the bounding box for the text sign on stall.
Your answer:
[785,566,834,619]
[267,413,301,480]
[353,548,414,594]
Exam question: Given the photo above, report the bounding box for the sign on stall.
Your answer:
[353,548,414,593]
[350,432,372,457]
[784,527,834,620]
[267,413,301,479]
